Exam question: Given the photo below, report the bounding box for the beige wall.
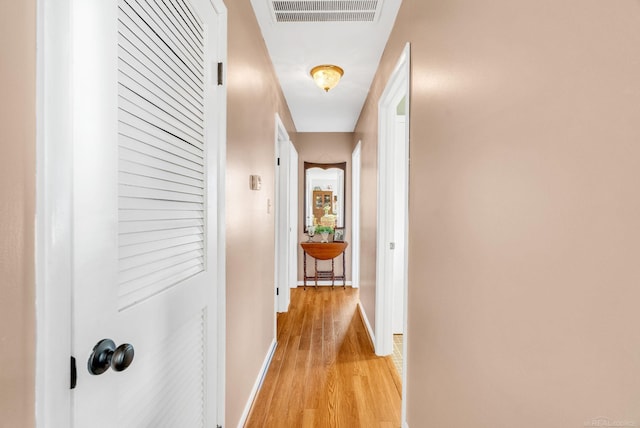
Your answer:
[294,132,353,283]
[352,82,385,330]
[225,0,297,425]
[356,0,640,425]
[0,1,36,426]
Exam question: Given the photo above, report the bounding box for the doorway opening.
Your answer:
[274,113,298,315]
[375,43,410,424]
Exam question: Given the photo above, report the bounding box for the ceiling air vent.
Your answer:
[271,0,381,23]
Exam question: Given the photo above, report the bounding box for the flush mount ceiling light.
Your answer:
[310,65,344,92]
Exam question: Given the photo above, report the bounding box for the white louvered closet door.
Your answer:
[71,0,223,426]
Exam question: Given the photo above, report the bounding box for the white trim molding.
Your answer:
[236,339,277,428]
[375,42,410,356]
[375,42,411,428]
[36,0,73,424]
[357,302,375,351]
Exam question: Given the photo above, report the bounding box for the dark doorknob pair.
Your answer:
[88,339,135,375]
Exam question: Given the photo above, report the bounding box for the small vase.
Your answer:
[306,225,316,242]
[320,232,329,243]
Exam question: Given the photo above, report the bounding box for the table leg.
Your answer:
[303,251,307,290]
[314,259,318,289]
[331,258,335,288]
[342,250,346,288]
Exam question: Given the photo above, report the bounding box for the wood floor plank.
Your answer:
[244,287,401,428]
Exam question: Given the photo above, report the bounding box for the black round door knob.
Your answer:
[111,343,135,372]
[88,339,135,375]
[88,339,116,375]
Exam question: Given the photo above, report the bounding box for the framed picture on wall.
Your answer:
[333,228,345,242]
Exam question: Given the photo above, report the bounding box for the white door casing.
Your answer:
[375,43,410,356]
[275,114,296,313]
[288,141,299,293]
[375,41,410,426]
[36,0,227,426]
[351,141,362,288]
[392,115,407,334]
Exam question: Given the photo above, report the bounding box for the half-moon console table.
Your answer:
[300,242,349,289]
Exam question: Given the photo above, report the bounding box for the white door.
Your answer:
[71,0,224,426]
[275,116,296,313]
[392,115,407,334]
[375,44,410,356]
[288,142,299,295]
[351,141,362,288]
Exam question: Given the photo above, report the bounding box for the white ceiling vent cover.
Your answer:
[271,0,382,22]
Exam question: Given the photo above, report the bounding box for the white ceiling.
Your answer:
[249,0,403,132]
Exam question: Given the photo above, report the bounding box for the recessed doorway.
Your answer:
[375,42,410,425]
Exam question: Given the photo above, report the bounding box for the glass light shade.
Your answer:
[310,65,344,92]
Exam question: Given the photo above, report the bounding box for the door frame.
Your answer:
[274,113,296,314]
[288,141,299,296]
[34,1,228,426]
[351,141,362,288]
[375,42,410,424]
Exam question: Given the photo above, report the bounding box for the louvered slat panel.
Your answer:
[119,197,202,211]
[119,132,203,173]
[119,86,203,146]
[134,0,203,70]
[118,249,204,284]
[119,0,203,90]
[119,218,204,234]
[119,263,204,308]
[119,226,203,247]
[119,35,203,113]
[119,184,204,204]
[132,0,203,66]
[119,258,203,295]
[120,146,203,181]
[119,241,203,271]
[119,109,203,159]
[119,172,202,196]
[119,209,203,222]
[118,0,206,310]
[119,234,203,259]
[118,58,204,132]
[119,121,203,171]
[175,0,204,32]
[141,335,203,426]
[172,0,204,41]
[118,310,205,427]
[119,68,203,134]
[120,160,203,188]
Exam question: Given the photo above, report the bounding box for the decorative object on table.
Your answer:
[315,225,334,243]
[333,228,345,242]
[306,225,316,242]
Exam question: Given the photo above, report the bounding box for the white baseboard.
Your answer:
[357,301,375,351]
[296,280,353,287]
[403,422,410,428]
[236,339,277,428]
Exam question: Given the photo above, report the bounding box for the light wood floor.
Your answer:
[245,287,401,428]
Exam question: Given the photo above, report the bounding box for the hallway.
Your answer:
[245,287,401,427]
